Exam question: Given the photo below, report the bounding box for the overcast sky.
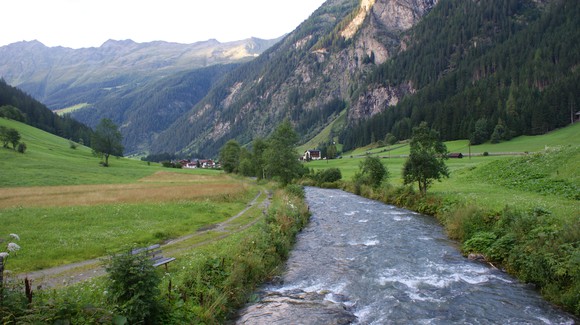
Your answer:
[2,0,327,49]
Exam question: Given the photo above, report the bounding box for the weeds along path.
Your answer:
[17,190,272,289]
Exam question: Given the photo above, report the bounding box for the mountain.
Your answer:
[340,0,580,150]
[151,0,578,157]
[0,38,278,108]
[0,38,279,154]
[150,0,438,156]
[2,0,577,158]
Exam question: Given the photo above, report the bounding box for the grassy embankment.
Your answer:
[0,118,311,323]
[305,123,580,316]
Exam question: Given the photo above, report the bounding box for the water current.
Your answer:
[236,187,576,324]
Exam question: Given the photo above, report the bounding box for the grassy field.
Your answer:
[0,118,259,273]
[346,122,580,157]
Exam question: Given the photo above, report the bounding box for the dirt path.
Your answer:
[17,190,272,289]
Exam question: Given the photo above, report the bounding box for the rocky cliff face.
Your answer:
[346,0,437,121]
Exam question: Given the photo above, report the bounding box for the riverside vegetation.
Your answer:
[0,118,310,323]
[1,116,578,320]
[303,123,579,317]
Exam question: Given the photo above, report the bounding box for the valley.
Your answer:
[0,0,578,322]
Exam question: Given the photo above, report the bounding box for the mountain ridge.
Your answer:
[0,37,280,155]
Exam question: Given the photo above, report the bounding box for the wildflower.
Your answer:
[7,242,20,252]
[0,252,8,259]
[9,233,20,241]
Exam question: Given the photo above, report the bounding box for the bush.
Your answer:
[354,156,388,188]
[105,248,167,324]
[462,231,497,254]
[16,142,26,153]
[316,168,342,183]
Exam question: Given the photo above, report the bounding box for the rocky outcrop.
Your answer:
[236,290,357,325]
[346,0,435,122]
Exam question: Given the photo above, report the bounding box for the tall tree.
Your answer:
[264,119,304,185]
[403,122,449,195]
[252,138,268,180]
[91,118,123,167]
[219,139,241,173]
[0,126,20,149]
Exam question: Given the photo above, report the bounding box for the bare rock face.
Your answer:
[235,290,357,325]
[372,0,437,31]
[347,0,436,122]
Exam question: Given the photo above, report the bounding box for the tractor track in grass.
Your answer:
[16,190,272,289]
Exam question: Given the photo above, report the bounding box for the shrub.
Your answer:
[462,231,497,254]
[316,168,342,183]
[16,142,26,153]
[105,248,167,324]
[354,156,388,188]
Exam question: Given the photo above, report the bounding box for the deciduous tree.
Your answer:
[264,119,304,185]
[91,118,123,167]
[354,156,388,188]
[219,139,241,173]
[403,122,449,195]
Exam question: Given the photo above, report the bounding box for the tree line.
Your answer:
[0,80,93,146]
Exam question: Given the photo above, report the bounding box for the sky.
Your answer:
[2,0,327,49]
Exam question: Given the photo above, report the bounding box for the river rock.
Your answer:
[235,290,357,325]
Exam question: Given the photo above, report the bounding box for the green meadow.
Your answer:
[0,118,258,273]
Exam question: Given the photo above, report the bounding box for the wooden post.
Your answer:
[468,141,471,159]
[0,256,4,285]
[25,277,33,305]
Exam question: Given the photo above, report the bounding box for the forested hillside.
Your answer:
[2,0,576,158]
[0,79,93,144]
[341,0,579,150]
[150,0,362,156]
[72,64,240,155]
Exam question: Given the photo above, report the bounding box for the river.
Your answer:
[236,187,575,324]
